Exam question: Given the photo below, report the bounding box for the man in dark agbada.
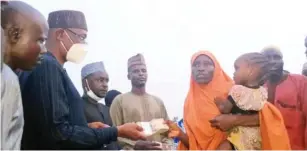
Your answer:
[81,61,121,150]
[18,10,145,150]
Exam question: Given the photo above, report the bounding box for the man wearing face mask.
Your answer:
[261,47,307,150]
[18,10,146,150]
[81,61,120,150]
[110,54,173,150]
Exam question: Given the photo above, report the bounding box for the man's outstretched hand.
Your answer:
[117,123,146,141]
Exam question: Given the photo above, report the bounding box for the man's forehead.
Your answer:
[130,64,147,70]
[10,1,46,25]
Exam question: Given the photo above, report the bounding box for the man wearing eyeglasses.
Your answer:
[18,10,146,150]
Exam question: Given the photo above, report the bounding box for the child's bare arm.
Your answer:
[215,98,234,114]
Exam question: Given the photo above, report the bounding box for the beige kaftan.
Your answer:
[110,92,172,150]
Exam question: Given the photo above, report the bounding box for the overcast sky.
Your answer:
[24,0,307,119]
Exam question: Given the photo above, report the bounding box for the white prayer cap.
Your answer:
[261,45,283,58]
[81,61,106,79]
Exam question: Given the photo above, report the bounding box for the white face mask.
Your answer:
[60,31,88,64]
[85,79,103,101]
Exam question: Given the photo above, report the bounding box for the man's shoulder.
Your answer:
[121,92,132,96]
[38,53,63,70]
[113,92,132,101]
[115,92,164,104]
[19,53,62,76]
[287,74,307,93]
[150,94,163,102]
[289,73,305,78]
[1,64,21,104]
[17,53,64,90]
[288,73,307,81]
[111,93,126,104]
[146,93,164,104]
[2,64,19,86]
[2,64,17,76]
[115,92,128,97]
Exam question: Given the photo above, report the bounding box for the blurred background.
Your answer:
[24,0,307,119]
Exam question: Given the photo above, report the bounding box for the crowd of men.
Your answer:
[1,0,307,150]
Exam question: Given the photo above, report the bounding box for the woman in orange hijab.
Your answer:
[177,51,233,150]
[166,51,290,150]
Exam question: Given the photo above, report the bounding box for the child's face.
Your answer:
[233,58,260,85]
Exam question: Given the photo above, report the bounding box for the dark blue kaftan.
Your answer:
[18,52,117,149]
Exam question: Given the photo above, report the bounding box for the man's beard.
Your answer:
[269,66,284,83]
[132,81,146,88]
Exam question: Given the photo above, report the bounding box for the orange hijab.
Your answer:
[178,51,233,150]
[260,102,291,150]
[178,51,291,150]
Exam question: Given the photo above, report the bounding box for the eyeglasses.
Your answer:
[65,29,87,41]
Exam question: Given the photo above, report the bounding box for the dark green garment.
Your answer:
[82,96,120,150]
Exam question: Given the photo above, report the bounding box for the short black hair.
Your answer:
[1,0,15,28]
[1,1,41,29]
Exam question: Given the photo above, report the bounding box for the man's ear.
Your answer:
[55,29,65,41]
[7,26,21,44]
[81,79,88,92]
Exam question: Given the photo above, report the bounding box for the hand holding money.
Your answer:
[137,118,169,137]
[117,123,146,141]
[164,120,182,138]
